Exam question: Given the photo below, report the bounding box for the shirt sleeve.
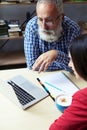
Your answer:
[47,18,81,72]
[24,16,80,72]
[24,21,71,71]
[24,20,40,69]
[49,88,87,130]
[47,50,71,72]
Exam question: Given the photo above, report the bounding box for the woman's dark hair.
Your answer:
[70,34,87,81]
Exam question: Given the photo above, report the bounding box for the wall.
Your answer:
[64,3,87,22]
[0,3,36,24]
[0,2,87,52]
[0,3,36,52]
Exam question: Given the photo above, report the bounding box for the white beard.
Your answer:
[38,20,63,43]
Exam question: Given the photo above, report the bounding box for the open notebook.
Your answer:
[39,72,79,99]
[0,75,48,110]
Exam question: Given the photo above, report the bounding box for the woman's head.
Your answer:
[69,34,87,81]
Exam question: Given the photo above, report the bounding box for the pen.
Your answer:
[37,78,55,101]
[45,82,64,92]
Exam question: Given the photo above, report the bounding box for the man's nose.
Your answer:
[41,20,48,30]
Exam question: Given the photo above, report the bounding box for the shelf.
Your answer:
[64,1,87,3]
[0,1,35,5]
[0,51,26,69]
[0,35,23,40]
[0,2,35,69]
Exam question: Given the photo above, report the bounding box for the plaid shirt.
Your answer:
[24,16,80,72]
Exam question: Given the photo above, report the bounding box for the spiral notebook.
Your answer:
[40,72,79,98]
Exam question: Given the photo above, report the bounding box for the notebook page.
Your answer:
[40,72,79,98]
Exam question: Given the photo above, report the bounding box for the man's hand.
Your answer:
[32,50,58,73]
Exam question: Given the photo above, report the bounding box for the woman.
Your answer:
[49,34,87,130]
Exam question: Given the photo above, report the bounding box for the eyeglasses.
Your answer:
[38,14,61,26]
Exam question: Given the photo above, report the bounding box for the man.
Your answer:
[24,0,80,73]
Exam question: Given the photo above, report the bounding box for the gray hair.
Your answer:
[36,0,64,15]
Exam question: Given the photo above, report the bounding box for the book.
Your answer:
[0,20,9,37]
[8,27,21,32]
[8,32,20,37]
[39,72,79,98]
[8,20,20,28]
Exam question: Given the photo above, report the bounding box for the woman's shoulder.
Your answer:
[73,87,87,101]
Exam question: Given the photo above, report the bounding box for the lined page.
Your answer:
[40,72,79,98]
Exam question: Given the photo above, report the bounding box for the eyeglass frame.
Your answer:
[38,14,62,26]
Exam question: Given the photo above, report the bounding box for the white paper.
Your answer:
[40,72,79,98]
